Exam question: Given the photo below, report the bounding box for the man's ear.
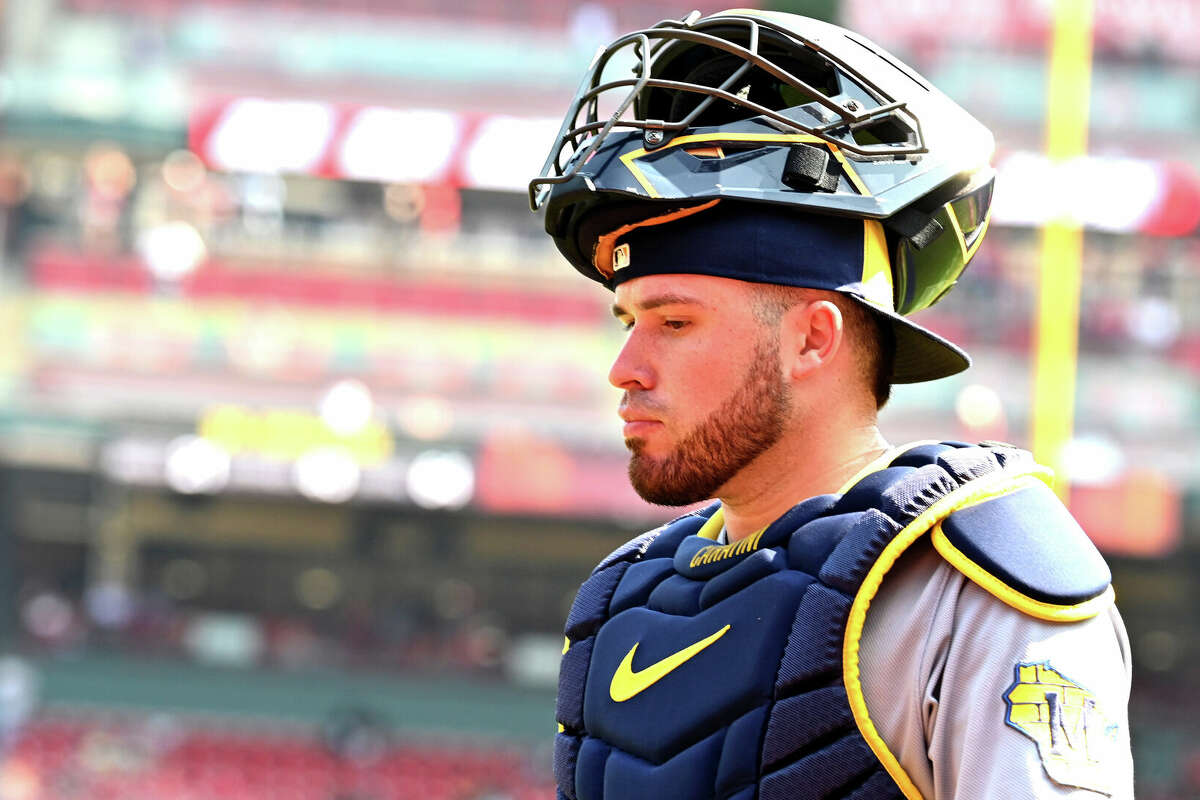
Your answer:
[783,298,844,381]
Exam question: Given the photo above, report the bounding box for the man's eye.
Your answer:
[619,319,634,332]
[664,320,689,330]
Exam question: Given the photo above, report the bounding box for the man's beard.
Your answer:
[626,335,791,506]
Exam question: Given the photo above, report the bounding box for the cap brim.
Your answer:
[846,295,970,384]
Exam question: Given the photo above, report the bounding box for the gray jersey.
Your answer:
[714,527,1134,798]
[860,539,1134,799]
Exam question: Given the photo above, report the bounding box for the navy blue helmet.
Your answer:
[530,9,996,381]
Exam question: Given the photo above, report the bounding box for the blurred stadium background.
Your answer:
[0,0,1195,797]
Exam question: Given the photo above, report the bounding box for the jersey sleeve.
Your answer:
[860,541,1134,800]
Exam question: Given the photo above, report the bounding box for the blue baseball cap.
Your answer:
[591,199,970,383]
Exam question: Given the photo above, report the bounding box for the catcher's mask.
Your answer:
[530,9,996,382]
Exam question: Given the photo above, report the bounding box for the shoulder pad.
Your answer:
[932,481,1113,622]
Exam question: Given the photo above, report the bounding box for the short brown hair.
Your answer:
[751,285,895,410]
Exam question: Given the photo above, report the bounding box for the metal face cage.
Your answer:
[528,11,928,211]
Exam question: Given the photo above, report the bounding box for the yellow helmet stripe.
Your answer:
[860,219,894,312]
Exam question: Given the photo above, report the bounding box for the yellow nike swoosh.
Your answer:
[609,624,732,702]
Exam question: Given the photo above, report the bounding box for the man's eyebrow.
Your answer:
[610,293,712,318]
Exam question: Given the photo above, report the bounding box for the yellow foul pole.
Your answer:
[1031,0,1095,500]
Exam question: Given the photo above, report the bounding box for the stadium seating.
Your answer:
[6,714,554,800]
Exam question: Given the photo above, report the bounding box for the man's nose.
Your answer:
[608,330,654,391]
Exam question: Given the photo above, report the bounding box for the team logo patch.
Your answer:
[1003,661,1119,796]
[613,243,631,271]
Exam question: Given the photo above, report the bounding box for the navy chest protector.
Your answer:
[554,442,1113,800]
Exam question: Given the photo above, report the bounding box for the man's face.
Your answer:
[609,274,792,506]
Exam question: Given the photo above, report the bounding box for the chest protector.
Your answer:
[554,442,1113,800]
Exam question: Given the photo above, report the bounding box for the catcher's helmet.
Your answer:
[529,9,996,383]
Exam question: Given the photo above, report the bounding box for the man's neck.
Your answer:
[717,422,890,541]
